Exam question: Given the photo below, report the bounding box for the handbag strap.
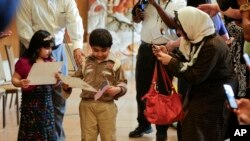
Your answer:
[152,61,169,92]
[152,62,158,84]
[158,61,177,94]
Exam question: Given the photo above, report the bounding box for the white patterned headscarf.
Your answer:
[175,7,215,72]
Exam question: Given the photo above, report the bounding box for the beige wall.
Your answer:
[0,0,88,60]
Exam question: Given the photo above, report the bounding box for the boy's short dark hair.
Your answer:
[89,28,113,48]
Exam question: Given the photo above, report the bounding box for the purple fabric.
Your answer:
[212,14,228,36]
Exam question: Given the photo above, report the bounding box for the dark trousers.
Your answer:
[176,78,189,140]
[135,42,171,136]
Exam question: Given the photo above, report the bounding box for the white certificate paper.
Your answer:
[59,75,97,92]
[27,62,63,85]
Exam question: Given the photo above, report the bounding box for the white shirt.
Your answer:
[16,0,84,50]
[141,0,186,44]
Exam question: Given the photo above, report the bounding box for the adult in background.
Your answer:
[148,1,238,140]
[16,0,84,140]
[198,1,250,139]
[129,0,186,141]
[198,0,250,42]
[178,0,229,140]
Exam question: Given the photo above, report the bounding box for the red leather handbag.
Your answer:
[142,62,184,125]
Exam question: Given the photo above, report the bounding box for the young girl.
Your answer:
[12,30,57,141]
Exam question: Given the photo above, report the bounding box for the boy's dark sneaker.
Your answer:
[129,126,153,137]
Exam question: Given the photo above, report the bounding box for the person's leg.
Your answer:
[177,122,182,141]
[155,64,174,141]
[52,44,68,75]
[52,44,67,141]
[79,100,98,141]
[129,43,155,137]
[98,102,117,141]
[52,86,66,141]
[155,125,168,141]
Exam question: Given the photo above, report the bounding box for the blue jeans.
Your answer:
[52,44,68,76]
[52,44,67,141]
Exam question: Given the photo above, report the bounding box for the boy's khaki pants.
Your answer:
[79,99,117,141]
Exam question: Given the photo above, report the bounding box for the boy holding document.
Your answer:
[61,28,127,141]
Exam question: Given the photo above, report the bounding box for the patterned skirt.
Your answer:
[18,85,56,141]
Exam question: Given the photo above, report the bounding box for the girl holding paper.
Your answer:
[12,30,58,141]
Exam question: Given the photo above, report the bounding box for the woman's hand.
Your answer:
[153,44,168,54]
[153,47,172,65]
[165,39,181,52]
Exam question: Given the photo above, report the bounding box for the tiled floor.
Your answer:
[0,71,178,141]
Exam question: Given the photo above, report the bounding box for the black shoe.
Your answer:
[129,126,153,138]
[156,134,167,141]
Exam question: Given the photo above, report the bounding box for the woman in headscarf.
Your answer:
[148,2,238,140]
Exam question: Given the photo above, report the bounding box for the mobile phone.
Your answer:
[223,84,238,109]
[243,53,250,66]
[138,0,148,11]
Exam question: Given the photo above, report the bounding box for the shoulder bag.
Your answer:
[142,61,184,125]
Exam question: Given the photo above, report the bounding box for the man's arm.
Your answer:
[198,4,242,19]
[65,0,84,66]
[238,0,250,41]
[198,3,250,41]
[241,10,250,41]
[148,0,177,29]
[223,8,242,19]
[16,0,34,48]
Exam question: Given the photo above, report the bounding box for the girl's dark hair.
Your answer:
[89,28,112,48]
[25,30,55,64]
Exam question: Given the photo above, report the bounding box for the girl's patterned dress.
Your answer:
[15,57,56,141]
